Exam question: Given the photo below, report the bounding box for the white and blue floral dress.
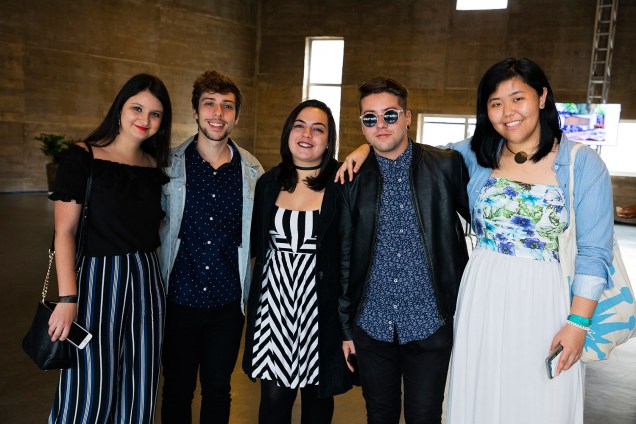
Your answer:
[447,177,584,424]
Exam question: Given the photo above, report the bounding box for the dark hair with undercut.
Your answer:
[471,57,562,168]
[191,70,243,116]
[85,73,172,168]
[358,76,408,112]
[278,99,338,192]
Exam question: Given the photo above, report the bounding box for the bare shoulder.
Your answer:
[75,141,89,152]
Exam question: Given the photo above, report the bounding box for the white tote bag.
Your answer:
[558,143,636,362]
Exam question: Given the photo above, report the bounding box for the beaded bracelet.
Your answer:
[57,295,78,303]
[566,320,590,332]
[568,314,593,327]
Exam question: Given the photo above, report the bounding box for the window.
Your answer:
[417,113,636,177]
[599,120,636,176]
[303,37,344,156]
[417,115,475,146]
[456,0,507,10]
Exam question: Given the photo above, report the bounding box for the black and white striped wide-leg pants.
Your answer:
[48,251,166,424]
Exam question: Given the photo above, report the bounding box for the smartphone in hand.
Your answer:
[43,300,92,349]
[545,344,563,379]
[66,320,92,349]
[347,353,361,386]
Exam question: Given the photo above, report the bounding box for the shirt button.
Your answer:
[205,266,210,270]
[398,178,402,182]
[203,287,207,291]
[399,229,404,234]
[393,304,398,309]
[209,217,213,221]
[397,252,401,257]
[399,204,404,209]
[212,194,216,198]
[213,171,217,175]
[388,321,393,325]
[394,278,398,282]
[207,240,211,244]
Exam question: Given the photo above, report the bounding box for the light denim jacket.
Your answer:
[159,135,264,313]
[449,135,613,301]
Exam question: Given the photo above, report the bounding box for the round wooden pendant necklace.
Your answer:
[505,142,530,164]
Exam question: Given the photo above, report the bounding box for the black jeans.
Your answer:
[258,379,334,424]
[352,323,453,424]
[161,300,244,424]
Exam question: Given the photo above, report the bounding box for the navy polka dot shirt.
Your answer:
[168,138,243,308]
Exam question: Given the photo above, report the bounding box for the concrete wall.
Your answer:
[1,0,635,191]
[0,0,257,192]
[254,0,636,169]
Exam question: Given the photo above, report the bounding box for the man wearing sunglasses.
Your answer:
[338,76,470,423]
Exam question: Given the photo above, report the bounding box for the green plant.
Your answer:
[36,133,75,163]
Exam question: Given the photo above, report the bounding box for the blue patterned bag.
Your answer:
[558,144,636,362]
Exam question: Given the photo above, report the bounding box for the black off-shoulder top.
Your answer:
[49,145,170,256]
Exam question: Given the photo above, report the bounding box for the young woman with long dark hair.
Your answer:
[47,73,172,423]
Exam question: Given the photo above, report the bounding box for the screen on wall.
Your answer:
[556,103,621,146]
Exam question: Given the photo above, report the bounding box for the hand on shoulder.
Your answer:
[335,144,371,184]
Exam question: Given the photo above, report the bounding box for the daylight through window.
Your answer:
[303,37,344,156]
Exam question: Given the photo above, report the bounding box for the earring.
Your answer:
[540,104,545,109]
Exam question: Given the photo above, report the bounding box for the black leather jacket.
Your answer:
[338,142,470,340]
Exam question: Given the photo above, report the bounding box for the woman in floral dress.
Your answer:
[444,58,613,423]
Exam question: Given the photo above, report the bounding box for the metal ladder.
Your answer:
[587,0,619,104]
[586,0,618,153]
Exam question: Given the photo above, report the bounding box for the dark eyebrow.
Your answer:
[489,90,526,103]
[294,119,327,127]
[361,106,401,114]
[201,96,235,104]
[131,102,163,114]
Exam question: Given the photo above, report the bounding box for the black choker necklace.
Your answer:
[295,164,321,171]
[505,143,530,164]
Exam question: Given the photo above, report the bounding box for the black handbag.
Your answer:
[22,289,72,369]
[22,144,93,370]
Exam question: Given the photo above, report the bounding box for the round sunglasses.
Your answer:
[359,109,405,128]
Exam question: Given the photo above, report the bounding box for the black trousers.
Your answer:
[352,323,453,424]
[161,300,244,424]
[258,379,334,424]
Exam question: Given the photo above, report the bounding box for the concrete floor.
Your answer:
[1,193,635,423]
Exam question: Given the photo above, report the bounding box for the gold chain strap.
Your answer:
[42,249,55,303]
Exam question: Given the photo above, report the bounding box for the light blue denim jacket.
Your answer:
[159,135,264,313]
[449,135,613,301]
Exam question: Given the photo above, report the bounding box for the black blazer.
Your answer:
[242,165,352,398]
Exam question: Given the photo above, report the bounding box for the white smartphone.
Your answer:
[545,344,563,379]
[43,301,93,349]
[66,320,92,349]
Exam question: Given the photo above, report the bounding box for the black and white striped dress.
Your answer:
[252,206,320,388]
